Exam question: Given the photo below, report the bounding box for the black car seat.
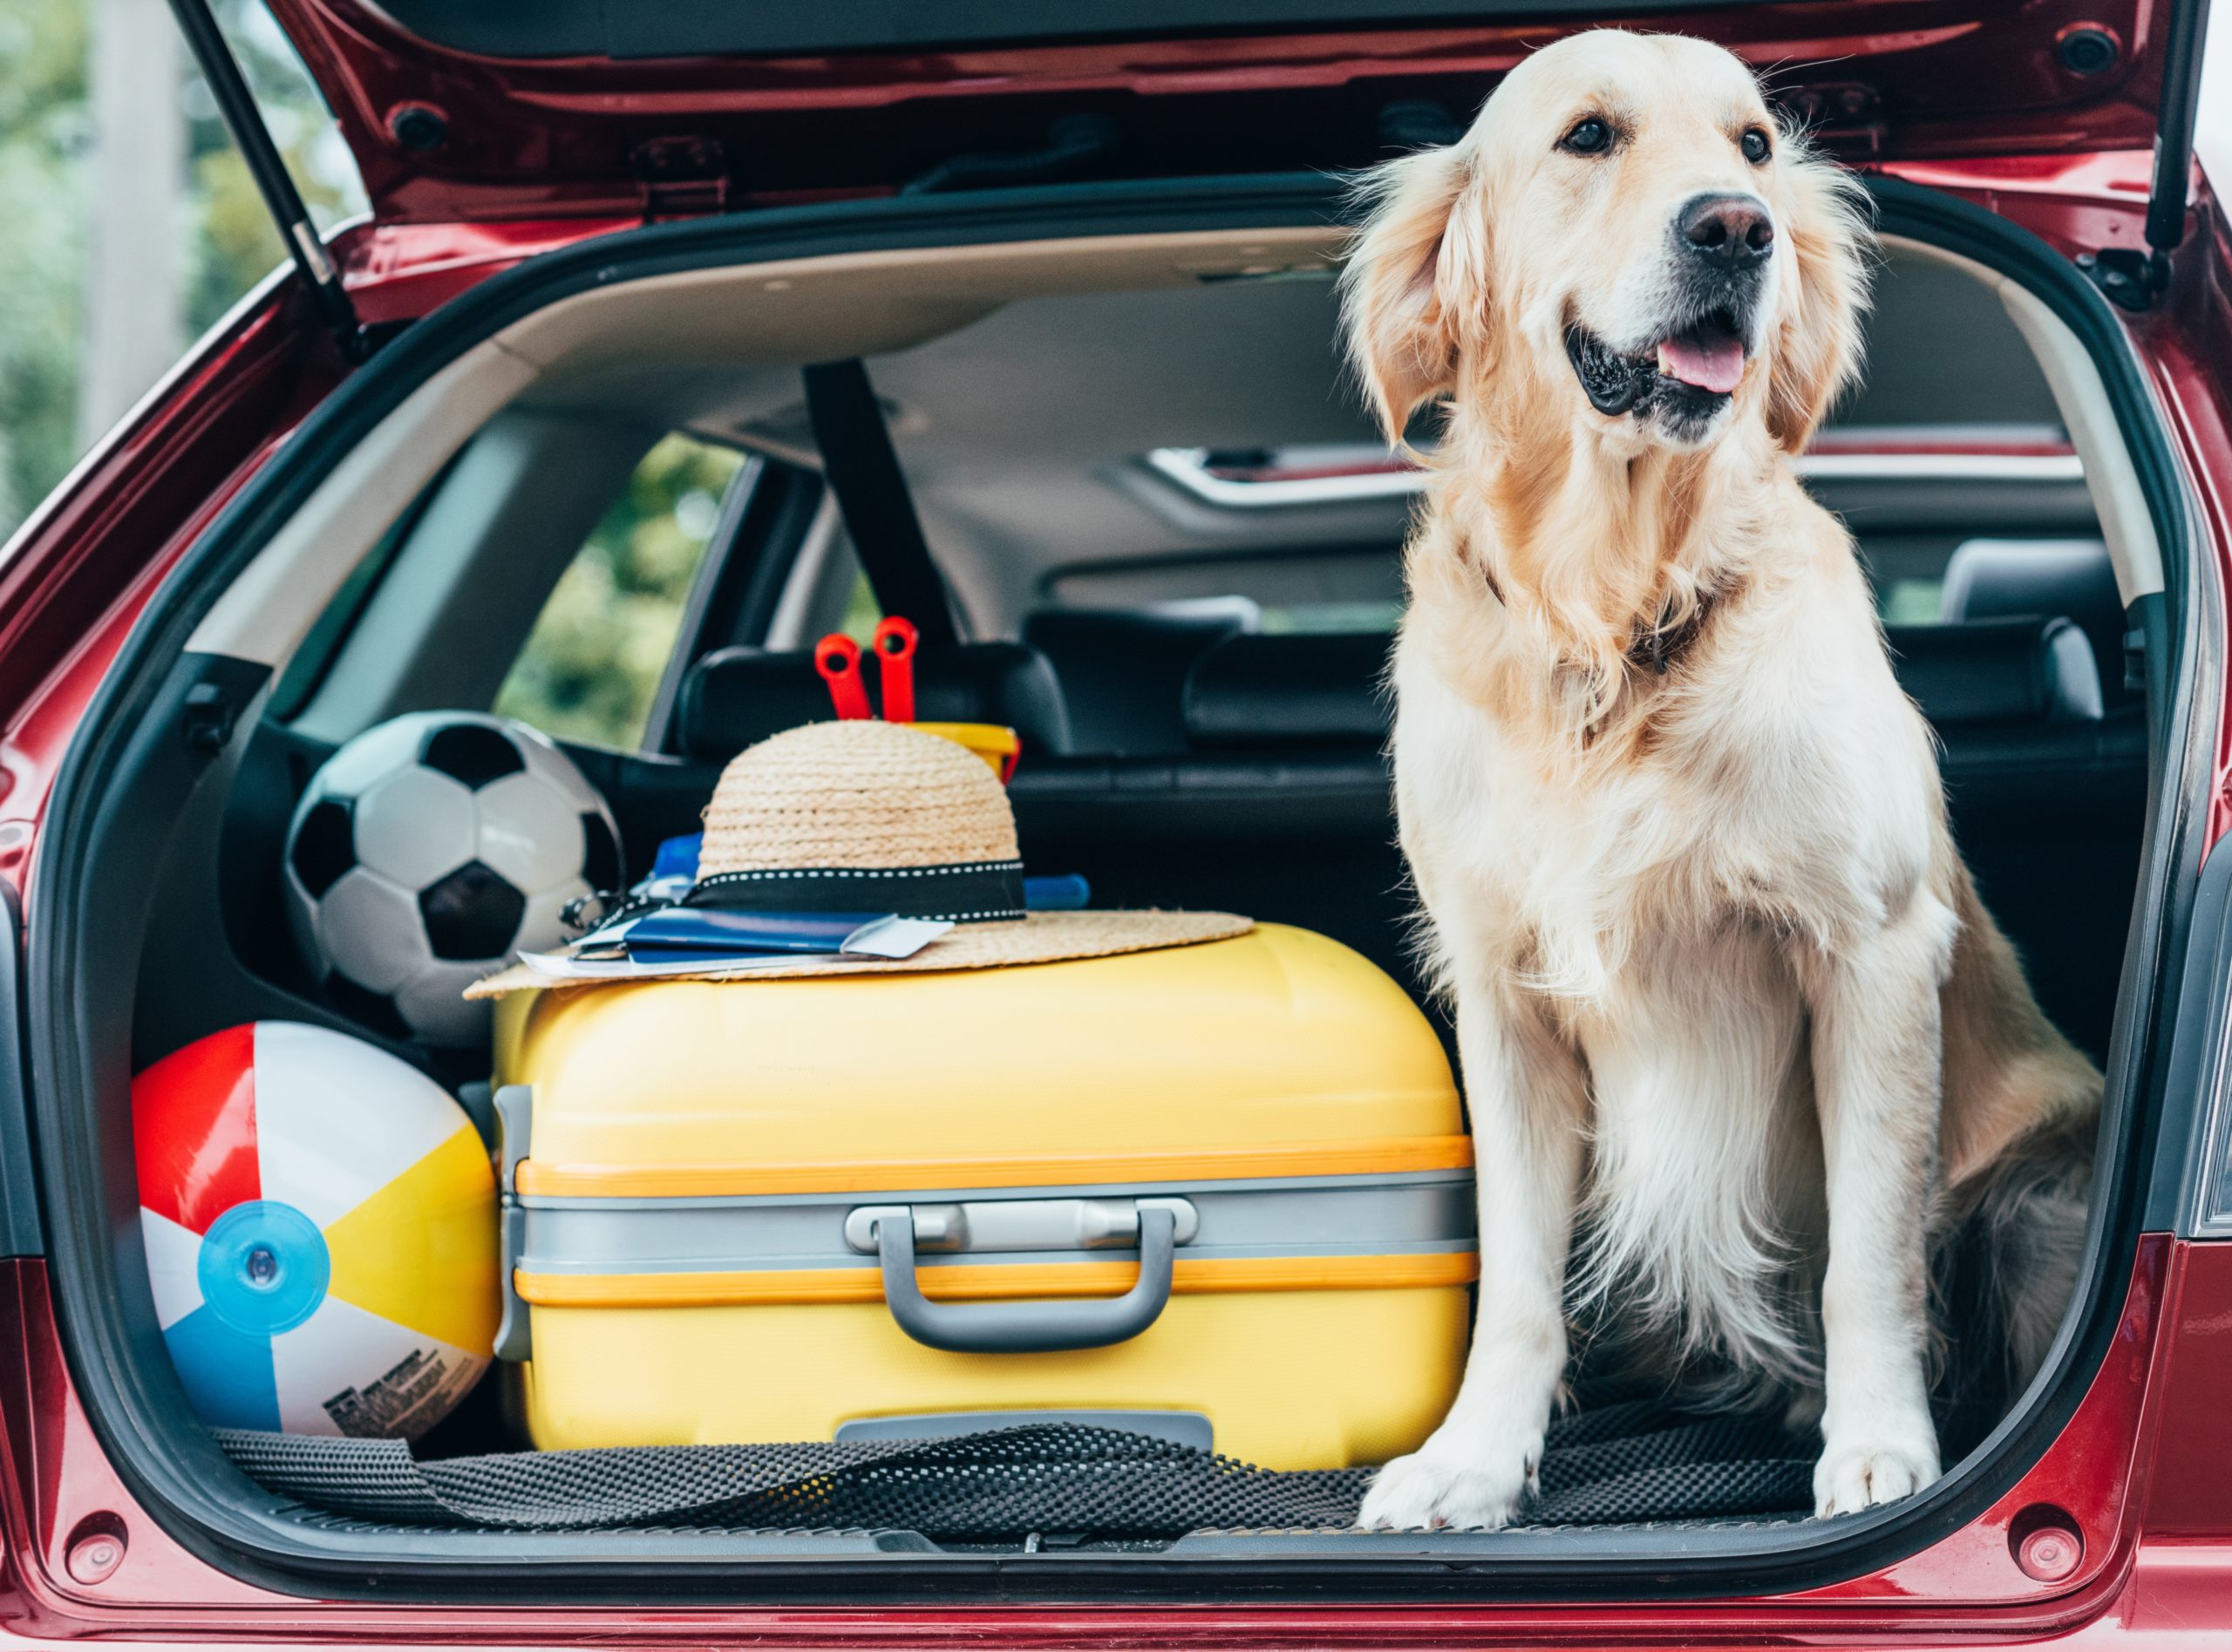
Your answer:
[1938,537,2126,701]
[1011,630,1405,996]
[1022,600,1257,756]
[1012,615,2137,1057]
[1882,615,2104,724]
[674,642,1071,762]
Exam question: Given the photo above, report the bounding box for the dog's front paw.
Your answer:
[1358,1431,1540,1531]
[1813,1432,1940,1518]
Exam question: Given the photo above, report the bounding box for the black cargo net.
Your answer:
[214,1391,1814,1539]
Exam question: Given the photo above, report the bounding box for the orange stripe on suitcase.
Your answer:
[515,1250,1480,1309]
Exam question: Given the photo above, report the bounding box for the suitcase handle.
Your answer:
[872,1205,1178,1353]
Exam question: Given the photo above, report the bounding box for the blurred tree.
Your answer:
[79,0,181,450]
[182,3,361,337]
[0,0,89,532]
[495,434,749,750]
[0,0,362,539]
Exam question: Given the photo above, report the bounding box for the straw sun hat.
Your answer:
[470,721,1249,995]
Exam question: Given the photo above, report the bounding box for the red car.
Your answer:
[0,0,2228,1642]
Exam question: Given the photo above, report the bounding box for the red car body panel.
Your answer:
[0,16,2224,1632]
[0,300,337,898]
[0,1239,2204,1640]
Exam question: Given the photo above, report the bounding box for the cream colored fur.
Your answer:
[1343,29,2102,1529]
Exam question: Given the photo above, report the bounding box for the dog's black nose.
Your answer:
[1679,194,1774,271]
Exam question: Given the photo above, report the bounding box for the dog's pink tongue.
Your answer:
[1657,335,1745,394]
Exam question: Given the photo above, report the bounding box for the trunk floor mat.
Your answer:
[214,1393,1816,1537]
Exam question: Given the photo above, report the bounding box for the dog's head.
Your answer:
[1343,31,1868,456]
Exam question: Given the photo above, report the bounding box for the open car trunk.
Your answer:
[16,157,2213,1601]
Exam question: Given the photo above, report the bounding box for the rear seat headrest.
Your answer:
[1183,632,1392,748]
[1939,539,2118,628]
[676,642,1071,762]
[1024,602,1257,756]
[1884,616,2103,724]
[1938,538,2124,696]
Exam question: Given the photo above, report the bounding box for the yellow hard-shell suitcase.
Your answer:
[488,922,1473,1470]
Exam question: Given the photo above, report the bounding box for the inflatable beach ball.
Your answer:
[132,1023,497,1439]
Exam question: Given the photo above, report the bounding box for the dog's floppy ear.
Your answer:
[1765,143,1871,452]
[1340,142,1482,440]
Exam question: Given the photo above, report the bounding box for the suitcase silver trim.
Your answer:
[840,1197,1201,1254]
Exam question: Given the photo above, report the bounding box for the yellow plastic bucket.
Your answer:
[912,721,1021,783]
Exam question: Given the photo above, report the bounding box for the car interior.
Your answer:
[37,207,2181,1582]
[248,236,2144,1053]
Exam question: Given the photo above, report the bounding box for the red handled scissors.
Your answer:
[813,633,872,719]
[871,615,919,723]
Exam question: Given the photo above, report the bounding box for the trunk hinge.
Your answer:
[164,0,370,362]
[2080,0,2212,312]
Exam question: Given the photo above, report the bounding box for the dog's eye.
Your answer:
[1560,117,1614,155]
[1740,127,1773,165]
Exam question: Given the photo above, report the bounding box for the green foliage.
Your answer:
[0,0,364,538]
[494,434,747,751]
[1880,578,1946,626]
[837,568,880,644]
[0,0,88,530]
[181,4,360,338]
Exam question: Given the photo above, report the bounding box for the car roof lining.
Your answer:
[186,225,2150,682]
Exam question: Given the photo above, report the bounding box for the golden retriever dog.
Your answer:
[1341,29,2101,1528]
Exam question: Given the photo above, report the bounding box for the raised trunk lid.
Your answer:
[238,0,2210,228]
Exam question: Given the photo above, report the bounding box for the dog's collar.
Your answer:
[1481,549,1714,676]
[1630,591,1716,676]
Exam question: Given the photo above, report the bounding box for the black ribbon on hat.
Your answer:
[685,859,1027,924]
[564,856,1028,937]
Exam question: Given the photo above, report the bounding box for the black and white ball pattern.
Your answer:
[284,713,621,1047]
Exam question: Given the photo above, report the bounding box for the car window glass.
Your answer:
[493,432,745,749]
[834,564,881,643]
[1041,550,1403,635]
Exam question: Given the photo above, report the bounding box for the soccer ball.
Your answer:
[283,713,621,1046]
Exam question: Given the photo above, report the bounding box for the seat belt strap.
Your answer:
[800,360,957,646]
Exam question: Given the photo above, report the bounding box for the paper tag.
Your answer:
[840,916,953,959]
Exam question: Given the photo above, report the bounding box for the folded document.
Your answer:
[522,910,951,980]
